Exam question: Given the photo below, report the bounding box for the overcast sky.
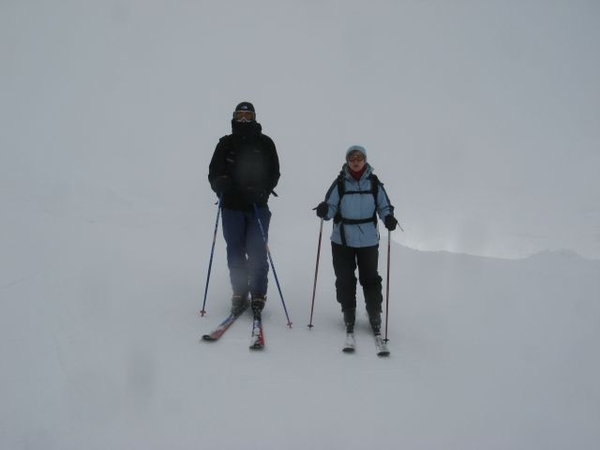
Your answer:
[1,0,599,259]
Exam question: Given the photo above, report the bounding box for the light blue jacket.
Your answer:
[321,164,394,248]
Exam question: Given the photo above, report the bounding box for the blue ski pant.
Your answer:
[221,206,270,298]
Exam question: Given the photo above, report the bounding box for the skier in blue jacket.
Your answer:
[315,145,398,336]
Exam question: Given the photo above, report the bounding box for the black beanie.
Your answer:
[234,101,255,113]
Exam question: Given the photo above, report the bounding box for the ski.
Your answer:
[249,313,265,350]
[375,335,390,357]
[202,310,245,342]
[342,333,356,353]
[342,332,390,356]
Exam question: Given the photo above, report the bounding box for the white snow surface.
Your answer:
[2,189,600,449]
[2,2,600,449]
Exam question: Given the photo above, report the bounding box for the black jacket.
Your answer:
[208,120,280,210]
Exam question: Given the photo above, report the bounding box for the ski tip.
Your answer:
[202,335,217,342]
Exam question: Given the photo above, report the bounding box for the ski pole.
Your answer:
[200,194,222,316]
[253,204,292,328]
[383,219,403,339]
[308,218,324,329]
[384,229,391,342]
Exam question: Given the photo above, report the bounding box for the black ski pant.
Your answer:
[331,242,383,315]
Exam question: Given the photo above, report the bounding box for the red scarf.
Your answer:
[349,165,367,181]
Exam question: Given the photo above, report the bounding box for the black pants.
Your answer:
[332,242,383,314]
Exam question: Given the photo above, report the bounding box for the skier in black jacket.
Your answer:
[208,102,280,316]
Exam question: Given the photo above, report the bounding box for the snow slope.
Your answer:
[2,2,599,448]
[1,188,599,450]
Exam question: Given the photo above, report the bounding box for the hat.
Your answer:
[346,145,367,161]
[234,101,255,113]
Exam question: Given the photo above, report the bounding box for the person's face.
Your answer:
[347,151,366,171]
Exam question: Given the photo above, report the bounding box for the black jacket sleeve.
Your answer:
[264,135,280,194]
[208,136,230,193]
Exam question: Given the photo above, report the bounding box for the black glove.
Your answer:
[212,175,231,194]
[384,215,398,231]
[315,202,328,218]
[244,186,267,204]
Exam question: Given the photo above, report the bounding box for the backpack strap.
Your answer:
[335,170,381,246]
[369,173,380,206]
[333,170,345,224]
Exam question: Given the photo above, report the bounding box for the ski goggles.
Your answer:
[347,153,365,162]
[233,110,255,122]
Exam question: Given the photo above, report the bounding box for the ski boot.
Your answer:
[251,296,266,316]
[368,310,382,336]
[230,293,249,317]
[343,309,356,334]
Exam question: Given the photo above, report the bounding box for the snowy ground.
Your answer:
[1,190,599,450]
[2,2,599,448]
